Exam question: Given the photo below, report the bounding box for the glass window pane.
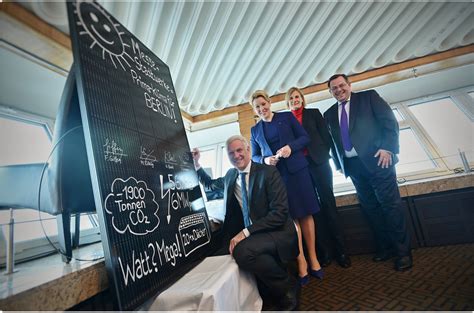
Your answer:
[0,116,52,166]
[0,209,57,242]
[328,158,353,187]
[221,146,233,175]
[393,109,404,122]
[408,97,474,168]
[198,149,216,177]
[468,91,474,101]
[397,129,435,174]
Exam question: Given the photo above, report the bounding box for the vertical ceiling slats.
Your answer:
[436,5,474,51]
[178,2,236,111]
[233,1,304,102]
[337,2,409,76]
[269,2,336,93]
[211,2,286,109]
[314,2,376,82]
[174,2,221,107]
[20,0,474,116]
[392,3,445,63]
[369,2,430,69]
[284,2,354,86]
[193,2,269,113]
[188,2,251,113]
[161,2,185,64]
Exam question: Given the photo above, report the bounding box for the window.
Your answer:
[392,109,404,122]
[468,91,474,101]
[408,97,473,169]
[397,129,435,174]
[0,113,100,265]
[197,148,217,178]
[328,159,354,192]
[0,116,52,166]
[220,145,233,175]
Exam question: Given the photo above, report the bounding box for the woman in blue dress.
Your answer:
[249,90,324,285]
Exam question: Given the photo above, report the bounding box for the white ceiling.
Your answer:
[12,0,474,117]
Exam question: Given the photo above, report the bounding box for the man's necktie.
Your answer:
[340,101,353,151]
[240,172,251,227]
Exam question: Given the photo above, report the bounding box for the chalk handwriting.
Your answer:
[160,174,190,224]
[103,138,127,164]
[117,233,183,286]
[140,146,158,168]
[178,213,210,257]
[164,151,177,169]
[104,177,160,235]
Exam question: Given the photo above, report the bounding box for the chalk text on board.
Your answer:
[103,138,127,164]
[140,146,158,168]
[118,233,182,286]
[160,174,190,223]
[178,213,211,257]
[105,177,160,235]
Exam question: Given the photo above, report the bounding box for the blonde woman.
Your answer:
[286,86,351,268]
[249,90,324,286]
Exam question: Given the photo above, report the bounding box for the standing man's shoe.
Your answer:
[278,285,299,311]
[319,257,332,267]
[394,255,413,271]
[318,252,332,267]
[372,250,394,262]
[336,254,352,268]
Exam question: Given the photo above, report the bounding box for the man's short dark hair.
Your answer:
[327,74,350,88]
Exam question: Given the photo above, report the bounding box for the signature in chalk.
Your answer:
[104,138,127,164]
[140,146,158,168]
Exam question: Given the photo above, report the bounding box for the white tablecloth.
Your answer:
[146,255,262,311]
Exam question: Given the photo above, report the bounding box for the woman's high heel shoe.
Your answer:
[309,268,325,280]
[298,274,310,286]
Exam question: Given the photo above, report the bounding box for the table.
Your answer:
[146,255,263,311]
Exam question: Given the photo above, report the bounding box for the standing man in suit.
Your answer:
[192,135,299,310]
[323,74,412,271]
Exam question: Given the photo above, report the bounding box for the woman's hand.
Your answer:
[264,155,280,166]
[277,145,292,158]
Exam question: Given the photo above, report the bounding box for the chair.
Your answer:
[0,66,96,262]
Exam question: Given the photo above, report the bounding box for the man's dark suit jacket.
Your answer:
[197,162,298,262]
[323,90,400,175]
[302,108,336,165]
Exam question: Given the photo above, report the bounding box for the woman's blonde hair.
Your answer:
[249,90,271,106]
[285,87,306,108]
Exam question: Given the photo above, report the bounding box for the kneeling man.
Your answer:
[192,135,299,310]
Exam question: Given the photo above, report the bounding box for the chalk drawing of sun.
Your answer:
[74,0,132,71]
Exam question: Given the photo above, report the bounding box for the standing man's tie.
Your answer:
[340,101,353,151]
[240,172,251,227]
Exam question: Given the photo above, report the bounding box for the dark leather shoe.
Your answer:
[319,257,332,267]
[278,285,299,311]
[336,254,352,268]
[372,250,394,262]
[394,255,413,271]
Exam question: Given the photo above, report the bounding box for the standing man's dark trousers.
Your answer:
[307,157,346,261]
[344,156,411,257]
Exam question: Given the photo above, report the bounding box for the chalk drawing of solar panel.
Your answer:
[178,213,211,257]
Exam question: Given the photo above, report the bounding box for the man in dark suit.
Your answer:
[191,135,299,310]
[323,74,412,271]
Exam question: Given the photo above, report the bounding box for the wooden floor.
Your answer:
[264,243,474,311]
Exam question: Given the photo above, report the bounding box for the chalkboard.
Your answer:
[65,1,212,310]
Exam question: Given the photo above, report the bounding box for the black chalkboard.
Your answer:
[65,1,212,310]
